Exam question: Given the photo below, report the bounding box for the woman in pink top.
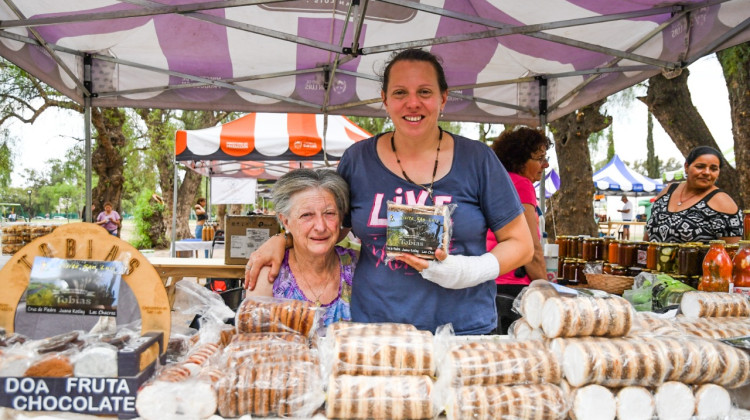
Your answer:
[489,127,552,300]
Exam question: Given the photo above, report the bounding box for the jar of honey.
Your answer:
[602,236,614,263]
[610,264,627,276]
[562,258,578,286]
[602,263,613,274]
[698,240,732,292]
[646,242,659,271]
[582,237,597,262]
[576,259,588,285]
[608,240,619,265]
[556,235,569,259]
[618,241,636,268]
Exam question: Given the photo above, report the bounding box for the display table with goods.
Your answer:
[147,257,246,307]
[4,227,750,419]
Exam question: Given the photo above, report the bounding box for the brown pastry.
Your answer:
[24,354,73,377]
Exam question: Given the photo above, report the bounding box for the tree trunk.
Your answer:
[717,44,750,209]
[547,99,610,240]
[90,107,127,213]
[639,68,741,204]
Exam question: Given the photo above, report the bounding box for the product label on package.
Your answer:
[0,377,136,415]
[229,228,271,258]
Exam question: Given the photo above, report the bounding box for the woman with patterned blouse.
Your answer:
[645,146,743,243]
[244,169,356,327]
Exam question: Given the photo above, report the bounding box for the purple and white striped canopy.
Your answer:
[0,1,748,124]
[593,155,664,193]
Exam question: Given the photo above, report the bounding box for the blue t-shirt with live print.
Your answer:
[337,133,523,335]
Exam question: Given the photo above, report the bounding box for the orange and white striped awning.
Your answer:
[176,113,371,179]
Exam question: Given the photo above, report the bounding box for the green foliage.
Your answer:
[0,134,13,189]
[606,126,615,162]
[645,112,661,178]
[131,189,165,249]
[348,116,389,135]
[717,45,750,83]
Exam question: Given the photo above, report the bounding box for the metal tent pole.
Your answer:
[84,54,93,222]
[171,162,178,257]
[538,77,548,239]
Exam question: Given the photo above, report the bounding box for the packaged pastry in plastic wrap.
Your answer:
[385,201,456,260]
[326,374,436,420]
[444,383,567,420]
[217,358,324,418]
[679,290,750,318]
[560,335,750,389]
[136,375,219,420]
[321,322,435,377]
[223,332,315,368]
[438,340,560,388]
[235,295,321,337]
[515,280,634,338]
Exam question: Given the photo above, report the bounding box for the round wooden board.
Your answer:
[0,223,169,352]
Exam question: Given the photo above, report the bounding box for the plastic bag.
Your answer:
[173,279,235,326]
[385,201,457,260]
[235,295,322,338]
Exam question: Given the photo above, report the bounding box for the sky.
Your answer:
[8,54,732,188]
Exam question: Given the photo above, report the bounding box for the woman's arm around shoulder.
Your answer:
[245,267,274,296]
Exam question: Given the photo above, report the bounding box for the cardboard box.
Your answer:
[224,215,280,265]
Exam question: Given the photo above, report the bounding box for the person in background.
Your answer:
[81,203,97,222]
[245,48,532,335]
[617,194,633,240]
[194,197,208,240]
[96,202,121,236]
[245,169,355,327]
[645,146,742,243]
[8,208,17,222]
[490,127,551,297]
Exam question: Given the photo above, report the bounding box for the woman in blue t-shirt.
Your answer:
[245,49,532,335]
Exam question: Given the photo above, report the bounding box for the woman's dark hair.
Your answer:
[382,49,448,94]
[491,127,553,174]
[196,197,206,205]
[685,146,723,169]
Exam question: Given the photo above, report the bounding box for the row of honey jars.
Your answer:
[556,235,610,262]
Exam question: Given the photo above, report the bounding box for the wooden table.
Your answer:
[148,257,245,306]
[598,221,646,237]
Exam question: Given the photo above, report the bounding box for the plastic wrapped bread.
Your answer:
[445,383,567,420]
[235,295,319,337]
[680,291,750,318]
[654,381,695,420]
[673,315,750,339]
[694,383,731,420]
[326,374,434,419]
[518,281,561,329]
[136,377,217,420]
[223,333,315,368]
[616,386,654,420]
[217,359,323,418]
[440,341,560,386]
[569,384,615,420]
[541,295,634,338]
[327,324,435,376]
[562,335,750,388]
[507,318,544,341]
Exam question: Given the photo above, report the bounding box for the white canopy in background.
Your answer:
[593,155,664,193]
[534,169,560,198]
[211,177,257,205]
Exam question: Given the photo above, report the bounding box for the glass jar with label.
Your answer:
[732,240,750,292]
[677,243,701,277]
[602,263,613,274]
[567,237,579,262]
[744,210,750,241]
[576,235,587,259]
[592,238,605,261]
[619,241,636,268]
[562,258,578,286]
[635,241,649,268]
[647,242,659,271]
[698,240,732,292]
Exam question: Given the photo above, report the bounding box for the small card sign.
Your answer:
[26,257,124,317]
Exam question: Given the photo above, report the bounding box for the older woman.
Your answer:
[246,48,532,335]
[490,127,552,297]
[244,168,356,327]
[96,201,121,236]
[646,146,743,243]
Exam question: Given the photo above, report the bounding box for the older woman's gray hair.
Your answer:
[272,169,349,220]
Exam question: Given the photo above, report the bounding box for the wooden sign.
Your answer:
[0,223,170,353]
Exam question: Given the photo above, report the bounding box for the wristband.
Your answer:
[420,253,500,289]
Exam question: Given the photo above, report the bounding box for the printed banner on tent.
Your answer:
[211,178,258,205]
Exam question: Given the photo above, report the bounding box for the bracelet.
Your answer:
[274,231,293,248]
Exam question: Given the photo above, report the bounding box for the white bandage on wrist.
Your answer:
[420,253,500,289]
